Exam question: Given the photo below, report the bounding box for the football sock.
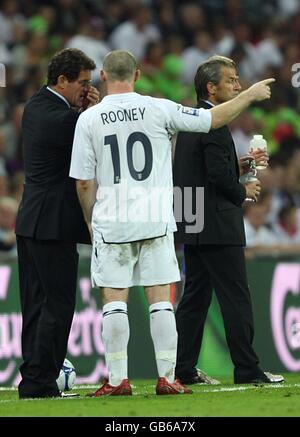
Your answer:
[149,301,177,383]
[102,301,129,386]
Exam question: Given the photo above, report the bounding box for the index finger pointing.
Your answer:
[260,78,276,85]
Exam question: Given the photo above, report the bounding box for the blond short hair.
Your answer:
[102,50,137,82]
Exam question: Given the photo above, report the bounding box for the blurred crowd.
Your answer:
[1,0,300,259]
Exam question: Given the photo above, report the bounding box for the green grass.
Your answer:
[0,374,300,417]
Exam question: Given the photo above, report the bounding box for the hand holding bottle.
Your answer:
[245,179,261,202]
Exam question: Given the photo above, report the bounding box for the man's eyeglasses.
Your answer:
[78,79,92,88]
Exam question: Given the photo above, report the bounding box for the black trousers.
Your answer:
[175,244,261,382]
[17,236,78,396]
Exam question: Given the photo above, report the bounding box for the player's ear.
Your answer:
[134,69,141,82]
[100,70,107,82]
[207,81,216,96]
[57,74,68,90]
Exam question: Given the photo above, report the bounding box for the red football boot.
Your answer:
[86,379,132,397]
[156,377,193,395]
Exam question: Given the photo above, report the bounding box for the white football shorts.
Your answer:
[91,232,180,288]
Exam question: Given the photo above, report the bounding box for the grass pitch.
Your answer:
[0,374,300,417]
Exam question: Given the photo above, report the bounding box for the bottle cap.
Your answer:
[253,135,263,140]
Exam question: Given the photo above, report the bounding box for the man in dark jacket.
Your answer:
[16,48,99,398]
[173,55,284,385]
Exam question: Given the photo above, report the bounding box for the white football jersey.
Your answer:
[70,92,211,243]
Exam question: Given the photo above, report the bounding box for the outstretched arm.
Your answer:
[210,78,275,129]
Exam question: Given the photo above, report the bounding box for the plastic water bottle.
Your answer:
[249,134,267,170]
[240,156,258,202]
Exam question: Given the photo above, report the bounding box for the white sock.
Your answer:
[149,301,177,383]
[102,301,129,386]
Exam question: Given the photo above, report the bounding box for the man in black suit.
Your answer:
[174,55,284,385]
[16,48,99,398]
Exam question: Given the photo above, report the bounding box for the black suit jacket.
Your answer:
[16,86,90,244]
[173,100,246,246]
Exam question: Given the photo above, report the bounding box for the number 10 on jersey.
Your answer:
[105,131,153,183]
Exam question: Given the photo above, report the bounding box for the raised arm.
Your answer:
[210,78,275,129]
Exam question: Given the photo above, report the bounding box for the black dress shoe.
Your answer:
[18,379,61,399]
[19,389,62,399]
[234,371,284,384]
[177,368,220,385]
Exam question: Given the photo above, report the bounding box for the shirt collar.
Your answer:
[203,100,215,107]
[101,92,139,102]
[47,86,70,108]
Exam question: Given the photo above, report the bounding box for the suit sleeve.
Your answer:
[203,128,246,206]
[69,113,96,180]
[59,109,80,151]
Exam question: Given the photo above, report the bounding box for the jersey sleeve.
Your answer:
[159,99,212,135]
[69,113,96,180]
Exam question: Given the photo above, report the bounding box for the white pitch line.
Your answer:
[0,387,17,391]
[0,383,300,402]
[0,397,81,404]
[201,383,300,393]
[0,385,100,391]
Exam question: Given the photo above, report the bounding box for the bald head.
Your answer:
[102,50,138,82]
